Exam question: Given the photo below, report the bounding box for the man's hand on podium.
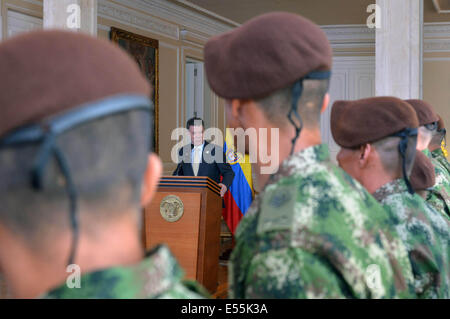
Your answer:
[218,183,227,197]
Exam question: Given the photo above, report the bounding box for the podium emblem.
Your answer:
[160,195,184,222]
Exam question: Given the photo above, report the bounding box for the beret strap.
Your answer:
[391,128,418,195]
[288,71,331,156]
[0,94,153,267]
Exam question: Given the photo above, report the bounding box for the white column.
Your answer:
[376,0,423,99]
[43,0,97,36]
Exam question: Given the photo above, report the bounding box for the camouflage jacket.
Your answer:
[229,144,416,299]
[431,148,450,175]
[43,244,208,299]
[373,179,450,298]
[423,149,450,219]
[425,188,450,220]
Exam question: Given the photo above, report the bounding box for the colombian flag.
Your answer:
[222,129,254,234]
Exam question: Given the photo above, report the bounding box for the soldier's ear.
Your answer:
[226,99,242,129]
[358,144,372,168]
[141,153,163,207]
[320,93,330,114]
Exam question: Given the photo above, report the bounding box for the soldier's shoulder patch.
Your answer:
[257,184,297,235]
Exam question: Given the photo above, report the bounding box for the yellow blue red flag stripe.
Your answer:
[222,129,253,234]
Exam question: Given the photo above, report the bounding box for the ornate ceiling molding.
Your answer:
[323,23,450,53]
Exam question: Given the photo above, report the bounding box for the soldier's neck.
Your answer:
[41,213,144,297]
[364,172,399,195]
[76,213,144,273]
[428,144,440,152]
[255,128,322,189]
[0,211,144,298]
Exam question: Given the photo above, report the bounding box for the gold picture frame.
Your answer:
[110,27,159,154]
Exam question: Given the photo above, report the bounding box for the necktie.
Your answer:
[193,146,201,176]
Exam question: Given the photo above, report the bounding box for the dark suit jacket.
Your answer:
[172,141,235,189]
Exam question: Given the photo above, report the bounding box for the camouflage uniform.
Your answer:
[43,245,208,299]
[431,148,450,175]
[424,149,450,186]
[373,179,450,298]
[229,144,416,299]
[425,189,450,220]
[423,149,450,219]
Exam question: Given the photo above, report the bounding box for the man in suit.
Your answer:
[173,117,234,197]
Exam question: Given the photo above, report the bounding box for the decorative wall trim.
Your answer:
[424,22,450,37]
[321,24,375,43]
[424,57,450,61]
[7,9,42,38]
[10,1,234,42]
[322,25,375,53]
[106,0,234,40]
[332,55,375,64]
[98,23,111,32]
[424,38,450,52]
[432,0,450,14]
[129,0,235,36]
[98,0,179,40]
[7,2,450,53]
[181,44,202,53]
[174,0,240,28]
[180,29,207,46]
[5,2,42,18]
[423,23,450,52]
[21,0,42,6]
[322,23,450,53]
[4,15,112,36]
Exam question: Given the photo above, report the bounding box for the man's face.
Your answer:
[337,147,362,183]
[189,125,204,146]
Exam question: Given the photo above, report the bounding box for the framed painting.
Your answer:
[110,27,159,154]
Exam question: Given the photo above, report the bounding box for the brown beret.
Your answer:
[331,97,419,148]
[404,100,439,126]
[204,12,332,100]
[411,150,435,191]
[437,115,445,131]
[0,30,151,138]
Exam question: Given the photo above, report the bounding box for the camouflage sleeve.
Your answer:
[157,281,208,299]
[243,247,348,299]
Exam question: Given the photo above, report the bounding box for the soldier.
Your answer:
[410,150,436,199]
[0,30,207,299]
[405,100,450,219]
[331,97,450,298]
[429,115,449,174]
[410,150,450,221]
[204,12,415,298]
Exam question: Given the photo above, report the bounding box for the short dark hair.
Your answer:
[256,78,329,128]
[372,136,417,178]
[186,117,205,130]
[0,110,151,247]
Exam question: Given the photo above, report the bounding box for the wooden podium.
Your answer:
[143,176,222,293]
